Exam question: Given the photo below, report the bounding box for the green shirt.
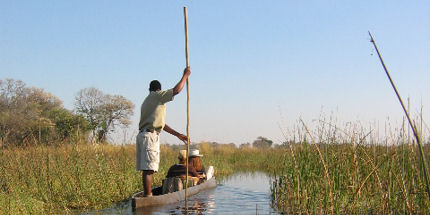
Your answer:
[138,89,174,133]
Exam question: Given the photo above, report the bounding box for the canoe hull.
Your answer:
[132,177,216,209]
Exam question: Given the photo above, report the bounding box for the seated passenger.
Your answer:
[166,150,199,178]
[188,149,214,180]
[188,149,206,175]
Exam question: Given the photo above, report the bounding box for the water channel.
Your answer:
[81,172,279,215]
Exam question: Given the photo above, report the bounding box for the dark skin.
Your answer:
[173,67,191,96]
[163,66,190,143]
[163,124,187,143]
[142,170,154,196]
[143,67,191,196]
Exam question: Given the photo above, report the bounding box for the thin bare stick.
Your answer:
[369,31,430,199]
[183,6,190,210]
[354,153,389,200]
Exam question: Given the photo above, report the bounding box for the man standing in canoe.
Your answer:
[137,67,191,197]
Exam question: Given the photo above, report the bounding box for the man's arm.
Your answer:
[172,67,191,96]
[163,124,188,144]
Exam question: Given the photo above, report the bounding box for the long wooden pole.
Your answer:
[369,31,430,200]
[183,6,190,208]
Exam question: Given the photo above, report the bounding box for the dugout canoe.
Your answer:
[132,177,217,209]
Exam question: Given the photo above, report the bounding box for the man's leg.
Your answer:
[142,170,154,196]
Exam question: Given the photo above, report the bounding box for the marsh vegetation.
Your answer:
[1,78,429,214]
[271,119,430,214]
[0,142,284,214]
[1,126,429,214]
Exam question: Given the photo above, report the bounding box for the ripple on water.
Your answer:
[82,172,278,215]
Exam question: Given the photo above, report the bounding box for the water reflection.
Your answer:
[168,202,207,214]
[135,188,215,215]
[82,172,277,215]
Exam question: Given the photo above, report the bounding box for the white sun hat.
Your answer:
[189,149,203,157]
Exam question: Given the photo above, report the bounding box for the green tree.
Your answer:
[49,108,88,141]
[74,87,134,143]
[252,136,273,149]
[0,79,88,147]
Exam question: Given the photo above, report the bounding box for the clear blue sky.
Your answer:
[1,1,429,145]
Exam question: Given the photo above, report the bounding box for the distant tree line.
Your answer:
[238,136,274,149]
[0,79,134,147]
[166,136,276,150]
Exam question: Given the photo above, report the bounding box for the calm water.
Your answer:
[81,172,279,215]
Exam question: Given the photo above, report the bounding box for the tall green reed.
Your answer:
[271,119,430,214]
[0,141,285,214]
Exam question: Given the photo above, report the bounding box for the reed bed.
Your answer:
[271,120,430,214]
[0,142,284,214]
[1,122,429,214]
[1,144,137,214]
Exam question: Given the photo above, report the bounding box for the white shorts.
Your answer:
[136,131,160,171]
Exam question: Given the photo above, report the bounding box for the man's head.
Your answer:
[149,80,161,92]
[178,150,187,164]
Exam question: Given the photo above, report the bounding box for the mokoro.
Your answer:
[132,177,217,209]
